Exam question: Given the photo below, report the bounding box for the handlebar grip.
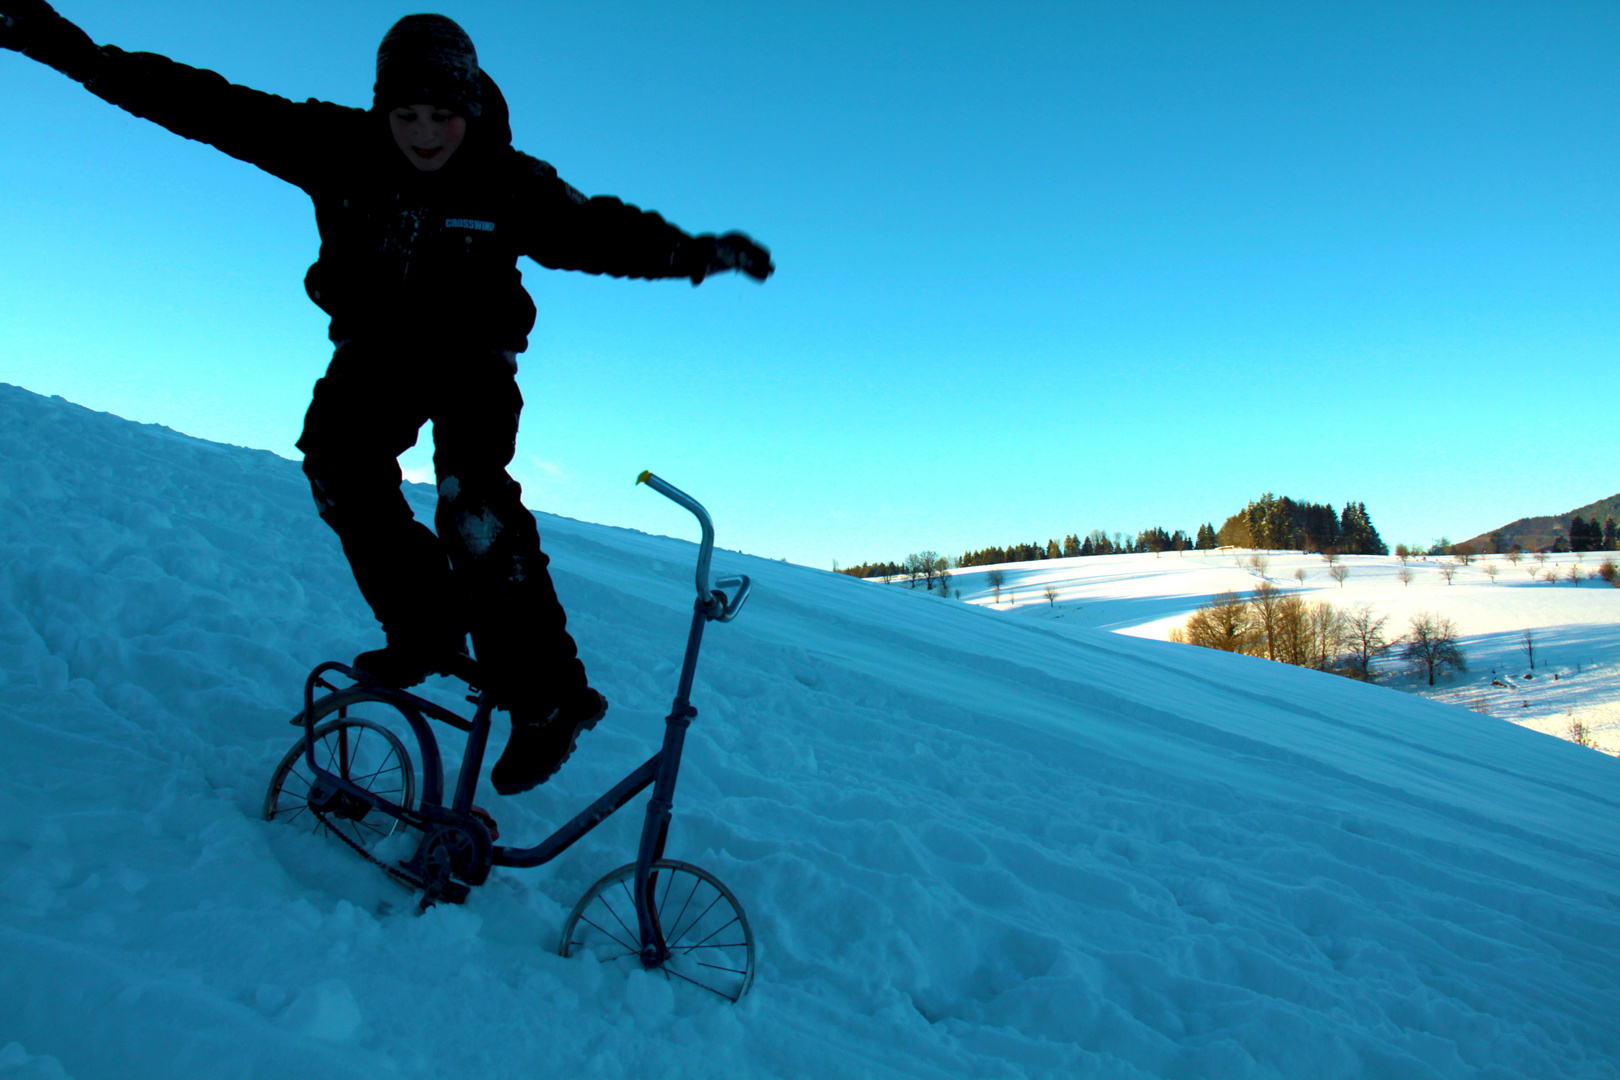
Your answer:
[637,471,752,624]
[638,470,726,612]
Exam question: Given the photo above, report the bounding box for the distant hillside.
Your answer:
[1460,493,1620,553]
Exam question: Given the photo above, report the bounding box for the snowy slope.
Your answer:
[0,383,1616,1080]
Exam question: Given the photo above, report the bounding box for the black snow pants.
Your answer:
[296,338,585,709]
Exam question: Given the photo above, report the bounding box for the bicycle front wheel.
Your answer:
[559,859,756,1002]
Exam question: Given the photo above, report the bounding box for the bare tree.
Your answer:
[915,550,941,590]
[1247,553,1271,580]
[1483,562,1499,584]
[1438,562,1458,585]
[1250,582,1284,661]
[1567,562,1583,585]
[1273,595,1347,670]
[1521,629,1535,671]
[1180,591,1255,653]
[1342,604,1390,679]
[1043,584,1059,608]
[1294,567,1308,587]
[1506,549,1522,567]
[1397,565,1414,587]
[903,553,925,588]
[1329,564,1350,587]
[987,568,1005,603]
[1307,601,1348,671]
[1402,612,1467,686]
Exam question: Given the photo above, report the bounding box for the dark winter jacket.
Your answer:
[80,47,701,351]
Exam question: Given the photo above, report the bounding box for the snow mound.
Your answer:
[0,383,1616,1079]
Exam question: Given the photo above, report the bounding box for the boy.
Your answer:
[1,4,774,794]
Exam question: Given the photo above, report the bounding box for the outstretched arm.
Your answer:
[518,155,774,285]
[1,0,103,82]
[2,0,351,189]
[675,231,774,286]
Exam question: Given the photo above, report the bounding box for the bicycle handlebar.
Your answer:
[637,471,751,622]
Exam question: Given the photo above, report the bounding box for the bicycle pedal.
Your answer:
[418,878,471,910]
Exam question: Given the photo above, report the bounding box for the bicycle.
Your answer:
[263,472,757,1001]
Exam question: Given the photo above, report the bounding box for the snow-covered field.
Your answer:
[939,548,1620,754]
[1,382,1616,1079]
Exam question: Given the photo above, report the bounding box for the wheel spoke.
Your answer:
[267,713,417,850]
[672,914,741,953]
[560,861,753,1002]
[663,875,703,946]
[657,866,675,913]
[661,958,740,1001]
[667,891,725,950]
[345,759,403,786]
[603,881,642,944]
[352,816,389,840]
[577,913,640,956]
[347,725,365,777]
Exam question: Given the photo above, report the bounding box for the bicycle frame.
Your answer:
[296,472,750,966]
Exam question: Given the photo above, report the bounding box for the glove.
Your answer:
[680,231,774,285]
[1,0,102,82]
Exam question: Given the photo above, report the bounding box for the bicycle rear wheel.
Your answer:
[264,715,416,850]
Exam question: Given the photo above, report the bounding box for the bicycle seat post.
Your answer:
[449,690,496,815]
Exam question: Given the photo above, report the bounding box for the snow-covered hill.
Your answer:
[932,548,1620,753]
[1,383,1616,1079]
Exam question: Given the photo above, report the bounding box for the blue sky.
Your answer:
[4,1,1616,566]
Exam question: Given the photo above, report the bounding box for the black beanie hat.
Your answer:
[374,14,483,117]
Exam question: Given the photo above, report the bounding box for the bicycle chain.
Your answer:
[311,806,426,893]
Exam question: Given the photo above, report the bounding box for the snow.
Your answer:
[1,382,1616,1079]
[941,547,1620,753]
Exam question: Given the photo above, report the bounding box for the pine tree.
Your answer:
[1570,516,1590,552]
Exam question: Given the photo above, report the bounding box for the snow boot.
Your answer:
[353,632,468,689]
[490,688,608,796]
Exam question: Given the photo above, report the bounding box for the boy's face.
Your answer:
[388,105,467,171]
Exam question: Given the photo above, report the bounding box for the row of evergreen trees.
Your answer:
[837,493,1386,578]
[1216,494,1387,556]
[957,526,1206,568]
[1567,515,1618,553]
